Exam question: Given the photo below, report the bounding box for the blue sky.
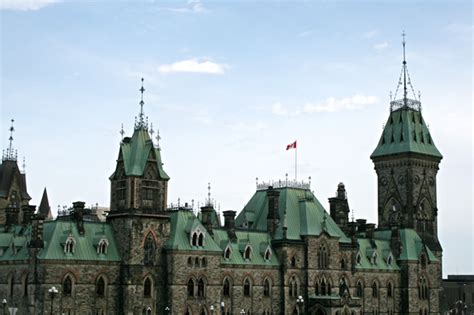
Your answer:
[1,0,472,276]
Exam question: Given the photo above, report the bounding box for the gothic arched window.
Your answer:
[96,276,105,297]
[144,277,152,298]
[197,278,205,298]
[224,246,231,259]
[263,278,271,297]
[223,278,231,297]
[192,232,198,246]
[318,244,329,269]
[64,237,75,254]
[63,275,73,296]
[387,282,393,298]
[144,234,156,265]
[356,280,363,297]
[244,245,252,260]
[198,233,204,247]
[97,239,108,255]
[187,279,194,297]
[372,281,378,298]
[290,256,296,267]
[243,278,251,296]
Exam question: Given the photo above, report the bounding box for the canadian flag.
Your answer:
[286,140,297,150]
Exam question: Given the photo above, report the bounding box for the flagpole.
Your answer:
[295,143,297,181]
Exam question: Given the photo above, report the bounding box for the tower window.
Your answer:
[318,244,329,269]
[356,280,363,297]
[63,275,73,296]
[198,233,204,246]
[143,234,156,265]
[387,282,393,298]
[372,281,378,298]
[187,279,194,297]
[197,278,205,298]
[263,278,271,297]
[223,278,231,297]
[264,247,272,261]
[97,239,108,255]
[289,276,298,297]
[144,277,152,298]
[96,277,105,297]
[290,256,296,267]
[224,245,232,260]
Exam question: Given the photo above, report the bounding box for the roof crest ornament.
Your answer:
[206,182,213,207]
[390,31,421,112]
[120,124,125,141]
[3,119,17,162]
[134,78,149,130]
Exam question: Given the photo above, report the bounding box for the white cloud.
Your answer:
[303,95,378,113]
[363,29,379,39]
[297,30,313,38]
[0,0,58,10]
[159,0,206,13]
[158,59,227,74]
[271,102,288,116]
[374,41,389,51]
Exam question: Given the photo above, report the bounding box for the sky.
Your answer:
[0,0,472,276]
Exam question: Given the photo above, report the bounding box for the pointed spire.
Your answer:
[120,123,125,140]
[206,182,212,206]
[390,31,421,112]
[156,129,161,149]
[134,78,149,130]
[38,188,52,219]
[3,119,17,161]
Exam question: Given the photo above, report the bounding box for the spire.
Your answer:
[2,119,17,161]
[206,182,212,206]
[38,187,52,219]
[156,129,161,149]
[390,31,421,112]
[134,78,149,130]
[120,123,125,140]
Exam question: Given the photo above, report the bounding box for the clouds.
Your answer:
[158,0,206,14]
[158,59,227,74]
[0,0,58,10]
[270,94,379,117]
[374,41,389,51]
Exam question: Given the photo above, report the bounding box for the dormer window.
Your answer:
[264,247,272,261]
[64,236,76,254]
[97,239,109,255]
[387,254,393,266]
[224,244,232,260]
[244,245,252,260]
[356,252,362,265]
[190,229,204,247]
[372,252,378,265]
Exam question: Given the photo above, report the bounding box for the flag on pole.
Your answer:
[286,140,297,150]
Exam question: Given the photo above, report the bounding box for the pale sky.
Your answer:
[0,0,472,276]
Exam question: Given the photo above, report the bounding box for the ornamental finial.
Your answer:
[3,119,17,161]
[120,123,125,140]
[135,78,149,130]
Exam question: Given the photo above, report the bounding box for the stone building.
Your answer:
[442,275,474,314]
[0,44,444,315]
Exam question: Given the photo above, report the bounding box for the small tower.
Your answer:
[328,182,350,231]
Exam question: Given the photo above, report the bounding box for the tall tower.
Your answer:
[370,33,442,252]
[107,79,171,315]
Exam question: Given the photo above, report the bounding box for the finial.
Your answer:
[150,123,155,139]
[135,78,148,130]
[4,119,16,161]
[418,90,421,102]
[156,129,161,149]
[256,177,259,187]
[402,30,408,105]
[285,173,288,185]
[308,176,311,187]
[22,157,26,174]
[120,123,125,140]
[390,91,393,101]
[207,182,212,206]
[351,209,355,222]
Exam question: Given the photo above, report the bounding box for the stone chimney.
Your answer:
[72,201,86,235]
[29,213,45,249]
[329,182,350,230]
[22,205,36,225]
[223,210,237,242]
[200,204,218,235]
[365,223,375,239]
[266,187,280,237]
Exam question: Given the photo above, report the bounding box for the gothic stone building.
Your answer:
[0,51,443,315]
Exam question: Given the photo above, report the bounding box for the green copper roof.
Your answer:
[0,225,31,261]
[116,128,169,179]
[212,229,279,266]
[39,220,121,261]
[355,238,400,271]
[165,210,222,252]
[371,107,442,159]
[235,187,351,243]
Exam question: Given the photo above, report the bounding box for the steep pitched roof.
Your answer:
[0,160,30,200]
[114,128,169,179]
[371,107,442,159]
[235,187,351,243]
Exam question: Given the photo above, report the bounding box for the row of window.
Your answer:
[187,277,273,298]
[187,256,208,268]
[223,244,272,262]
[63,237,109,255]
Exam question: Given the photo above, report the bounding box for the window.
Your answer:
[290,256,296,267]
[244,245,252,260]
[8,275,14,297]
[320,278,327,296]
[187,279,194,297]
[201,257,207,267]
[419,277,428,300]
[263,278,271,297]
[244,278,251,296]
[22,274,28,297]
[289,276,298,298]
[387,255,393,266]
[144,234,156,266]
[187,257,193,267]
[318,244,329,269]
[97,239,108,255]
[197,278,205,298]
[223,278,231,297]
[387,282,393,298]
[192,233,198,246]
[64,237,75,254]
[372,281,378,298]
[96,277,105,297]
[356,253,362,265]
[315,281,320,296]
[340,259,346,270]
[372,252,378,265]
[198,233,204,246]
[264,248,272,261]
[224,246,231,259]
[144,277,152,298]
[63,275,73,296]
[195,257,199,267]
[356,280,363,297]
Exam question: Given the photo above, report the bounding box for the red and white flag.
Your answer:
[286,140,297,150]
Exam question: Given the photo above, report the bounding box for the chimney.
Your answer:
[22,205,36,225]
[366,223,375,239]
[390,225,401,258]
[266,187,280,236]
[223,210,237,242]
[29,213,45,249]
[72,201,86,235]
[200,205,217,235]
[328,182,350,230]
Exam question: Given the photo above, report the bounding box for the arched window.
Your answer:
[64,237,75,254]
[22,274,28,297]
[63,275,73,296]
[143,234,156,266]
[244,245,252,260]
[264,248,272,261]
[192,233,198,246]
[356,253,362,265]
[263,278,271,297]
[187,279,194,297]
[243,278,251,296]
[387,282,393,298]
[292,307,298,315]
[96,276,105,297]
[8,275,14,297]
[419,277,428,300]
[372,281,378,298]
[187,257,193,267]
[223,278,231,297]
[224,246,232,260]
[97,239,108,255]
[321,278,327,296]
[195,257,199,267]
[315,280,320,296]
[144,277,152,298]
[197,278,205,298]
[340,258,346,270]
[372,252,378,265]
[356,280,363,297]
[318,244,329,269]
[198,233,204,246]
[289,276,298,297]
[387,255,393,266]
[201,257,207,267]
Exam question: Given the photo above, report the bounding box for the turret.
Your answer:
[329,182,350,231]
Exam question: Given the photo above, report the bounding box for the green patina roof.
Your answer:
[115,128,169,179]
[371,107,442,159]
[165,210,222,252]
[356,238,400,271]
[0,221,121,261]
[373,228,438,262]
[235,187,351,243]
[212,229,279,266]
